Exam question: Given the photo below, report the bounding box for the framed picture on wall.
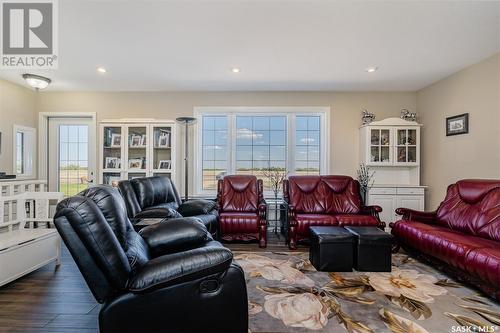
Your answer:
[446,113,469,136]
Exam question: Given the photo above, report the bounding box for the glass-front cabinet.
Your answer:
[99,121,176,186]
[102,126,124,186]
[360,119,420,167]
[151,125,173,177]
[395,128,417,164]
[127,126,148,172]
[369,128,391,165]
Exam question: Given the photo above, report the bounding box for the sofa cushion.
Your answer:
[296,213,337,237]
[219,176,259,212]
[219,212,259,234]
[464,247,500,287]
[80,186,133,251]
[436,179,500,241]
[335,214,378,226]
[130,177,181,211]
[288,176,326,214]
[392,220,498,270]
[322,176,361,214]
[287,176,362,215]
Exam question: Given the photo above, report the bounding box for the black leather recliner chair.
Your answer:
[118,177,218,235]
[54,185,248,333]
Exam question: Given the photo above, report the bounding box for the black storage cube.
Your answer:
[309,226,354,272]
[344,226,394,272]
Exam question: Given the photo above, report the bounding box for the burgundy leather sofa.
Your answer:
[217,175,267,248]
[392,179,500,299]
[284,175,385,250]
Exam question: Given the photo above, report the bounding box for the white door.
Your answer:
[48,118,96,196]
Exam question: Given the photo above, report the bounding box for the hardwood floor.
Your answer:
[0,234,297,332]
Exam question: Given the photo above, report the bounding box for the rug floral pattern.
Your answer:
[234,251,500,333]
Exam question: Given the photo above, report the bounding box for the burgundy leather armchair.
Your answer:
[284,175,384,250]
[217,175,267,248]
[392,179,500,299]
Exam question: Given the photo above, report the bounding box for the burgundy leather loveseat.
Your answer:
[392,179,500,299]
[284,175,385,249]
[217,175,267,248]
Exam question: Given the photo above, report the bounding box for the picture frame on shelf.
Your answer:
[128,158,143,169]
[446,113,469,136]
[105,157,120,169]
[110,133,121,147]
[130,135,142,147]
[140,134,147,146]
[108,176,121,187]
[157,132,170,148]
[158,160,171,170]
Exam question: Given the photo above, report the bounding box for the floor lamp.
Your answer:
[175,117,197,201]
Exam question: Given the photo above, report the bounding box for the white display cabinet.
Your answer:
[359,118,425,225]
[99,120,176,186]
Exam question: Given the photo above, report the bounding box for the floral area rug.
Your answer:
[234,251,500,333]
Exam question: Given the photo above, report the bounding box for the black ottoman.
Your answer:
[309,226,355,272]
[344,226,394,272]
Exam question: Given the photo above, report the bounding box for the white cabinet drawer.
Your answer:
[369,188,397,195]
[0,233,60,286]
[397,187,424,195]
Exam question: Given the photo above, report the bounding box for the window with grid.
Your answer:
[59,125,89,197]
[295,115,321,175]
[201,116,228,190]
[197,109,326,194]
[236,116,286,190]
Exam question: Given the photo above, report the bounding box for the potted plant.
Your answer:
[356,163,375,205]
[262,167,288,234]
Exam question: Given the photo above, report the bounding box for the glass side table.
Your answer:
[265,197,288,240]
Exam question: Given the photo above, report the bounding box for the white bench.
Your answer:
[0,181,63,287]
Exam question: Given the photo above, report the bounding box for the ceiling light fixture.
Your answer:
[366,66,378,73]
[231,67,241,73]
[22,73,51,90]
[97,66,107,73]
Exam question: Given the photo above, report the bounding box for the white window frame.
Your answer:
[13,125,36,179]
[193,107,330,195]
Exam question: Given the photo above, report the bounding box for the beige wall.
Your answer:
[417,53,500,209]
[36,91,416,193]
[0,80,37,175]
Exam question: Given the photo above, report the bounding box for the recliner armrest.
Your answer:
[395,208,437,223]
[360,205,382,213]
[139,217,212,257]
[128,241,233,293]
[258,198,267,222]
[177,199,217,217]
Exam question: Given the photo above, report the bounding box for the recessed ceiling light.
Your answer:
[366,66,378,73]
[231,67,241,73]
[97,66,107,73]
[22,73,51,90]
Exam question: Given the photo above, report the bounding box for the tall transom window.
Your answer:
[195,107,328,194]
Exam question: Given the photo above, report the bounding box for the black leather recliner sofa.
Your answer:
[54,185,248,333]
[118,176,219,235]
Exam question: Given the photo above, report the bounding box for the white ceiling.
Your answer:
[1,0,499,92]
